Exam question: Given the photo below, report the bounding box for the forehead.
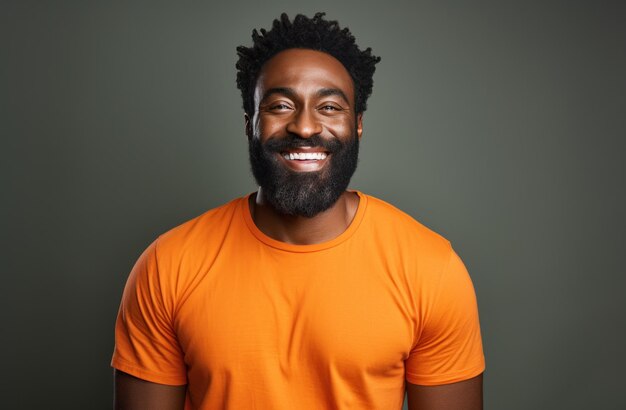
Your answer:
[255,49,354,103]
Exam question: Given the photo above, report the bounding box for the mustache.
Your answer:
[262,134,343,153]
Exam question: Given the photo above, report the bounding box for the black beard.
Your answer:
[248,132,359,218]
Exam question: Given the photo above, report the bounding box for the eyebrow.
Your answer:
[260,87,350,105]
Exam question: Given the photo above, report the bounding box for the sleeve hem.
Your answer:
[406,361,485,386]
[111,354,187,386]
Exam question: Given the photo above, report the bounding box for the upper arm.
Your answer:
[405,247,485,385]
[406,373,483,410]
[114,369,186,410]
[111,241,187,385]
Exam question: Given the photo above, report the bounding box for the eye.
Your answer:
[268,102,293,111]
[319,104,342,112]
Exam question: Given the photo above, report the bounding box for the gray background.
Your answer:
[2,1,625,409]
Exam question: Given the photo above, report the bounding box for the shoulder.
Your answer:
[128,196,247,304]
[138,196,248,279]
[361,193,452,259]
[155,196,244,255]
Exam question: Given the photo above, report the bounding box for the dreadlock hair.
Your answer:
[236,12,381,117]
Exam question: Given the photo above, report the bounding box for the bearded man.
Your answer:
[112,12,485,410]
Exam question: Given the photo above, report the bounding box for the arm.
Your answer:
[406,374,483,410]
[114,370,186,410]
[405,248,485,406]
[112,241,188,407]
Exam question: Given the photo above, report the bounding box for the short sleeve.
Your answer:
[405,247,485,385]
[111,240,187,385]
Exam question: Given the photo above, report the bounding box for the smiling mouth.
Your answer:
[277,149,331,172]
[281,151,328,161]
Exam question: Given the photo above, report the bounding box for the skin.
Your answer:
[245,48,363,245]
[406,374,483,410]
[114,370,185,409]
[114,48,483,409]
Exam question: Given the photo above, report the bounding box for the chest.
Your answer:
[174,249,417,381]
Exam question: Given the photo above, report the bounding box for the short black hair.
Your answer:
[236,12,381,117]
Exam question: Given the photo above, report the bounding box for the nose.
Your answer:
[285,108,323,138]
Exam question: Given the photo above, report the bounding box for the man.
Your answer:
[112,12,485,410]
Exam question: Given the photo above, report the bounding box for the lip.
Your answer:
[281,146,329,153]
[277,149,331,172]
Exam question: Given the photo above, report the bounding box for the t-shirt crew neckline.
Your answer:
[241,191,368,253]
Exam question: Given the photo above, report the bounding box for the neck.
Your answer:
[249,188,360,245]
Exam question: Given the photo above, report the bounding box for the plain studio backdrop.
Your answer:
[2,1,625,409]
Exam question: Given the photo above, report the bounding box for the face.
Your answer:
[247,48,363,218]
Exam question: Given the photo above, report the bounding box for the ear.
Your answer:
[356,113,363,139]
[244,113,252,141]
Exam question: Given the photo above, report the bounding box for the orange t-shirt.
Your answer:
[112,192,484,409]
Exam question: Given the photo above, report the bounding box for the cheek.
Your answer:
[257,117,287,141]
[327,117,356,138]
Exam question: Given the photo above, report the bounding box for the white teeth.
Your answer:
[284,152,327,160]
